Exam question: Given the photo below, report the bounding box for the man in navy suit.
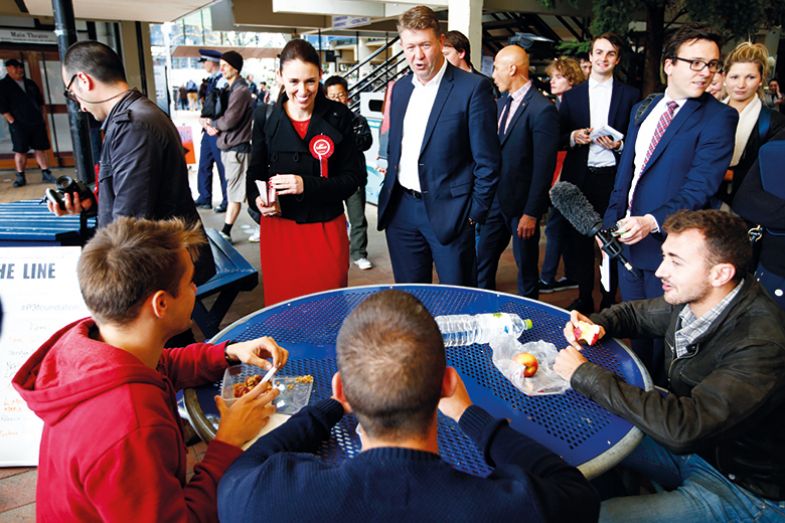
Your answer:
[603,24,738,373]
[559,33,640,314]
[377,6,500,286]
[476,45,559,298]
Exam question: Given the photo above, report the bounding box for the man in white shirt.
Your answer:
[377,5,500,286]
[558,33,640,314]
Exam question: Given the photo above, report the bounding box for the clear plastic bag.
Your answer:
[489,335,570,396]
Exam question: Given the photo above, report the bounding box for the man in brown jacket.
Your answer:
[205,50,253,242]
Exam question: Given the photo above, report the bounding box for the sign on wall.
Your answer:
[0,247,88,467]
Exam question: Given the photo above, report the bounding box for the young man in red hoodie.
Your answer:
[13,217,287,522]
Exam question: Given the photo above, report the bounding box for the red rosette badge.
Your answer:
[309,134,335,178]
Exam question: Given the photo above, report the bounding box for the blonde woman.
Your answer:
[720,42,785,201]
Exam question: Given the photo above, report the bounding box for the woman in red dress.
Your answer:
[246,39,365,306]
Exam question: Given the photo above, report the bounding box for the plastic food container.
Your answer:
[221,364,313,414]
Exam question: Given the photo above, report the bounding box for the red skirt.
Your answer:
[259,214,349,306]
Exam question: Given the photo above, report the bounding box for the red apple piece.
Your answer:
[512,352,539,377]
[573,320,601,345]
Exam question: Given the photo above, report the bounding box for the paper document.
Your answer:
[590,125,624,142]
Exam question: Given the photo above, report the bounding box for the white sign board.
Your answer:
[0,29,57,45]
[332,16,371,29]
[0,247,88,467]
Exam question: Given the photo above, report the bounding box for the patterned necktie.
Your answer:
[498,96,513,139]
[641,100,679,171]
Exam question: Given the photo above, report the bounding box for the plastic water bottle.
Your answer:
[435,312,533,347]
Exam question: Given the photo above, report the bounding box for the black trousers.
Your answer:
[564,167,618,308]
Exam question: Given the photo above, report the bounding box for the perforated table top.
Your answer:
[185,284,652,479]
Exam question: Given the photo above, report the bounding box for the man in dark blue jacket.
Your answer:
[377,6,500,286]
[476,44,559,298]
[218,290,599,522]
[603,25,737,374]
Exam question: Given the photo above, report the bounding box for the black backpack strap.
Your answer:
[634,93,662,126]
[758,106,773,140]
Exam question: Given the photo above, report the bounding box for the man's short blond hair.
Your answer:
[397,5,441,36]
[78,217,205,325]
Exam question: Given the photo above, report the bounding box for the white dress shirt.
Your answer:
[398,60,448,192]
[626,94,685,215]
[587,77,616,167]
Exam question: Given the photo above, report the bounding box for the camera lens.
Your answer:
[55,176,74,191]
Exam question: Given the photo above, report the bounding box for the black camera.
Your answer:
[45,176,97,215]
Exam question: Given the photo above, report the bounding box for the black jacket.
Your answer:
[246,93,365,224]
[99,90,215,284]
[496,86,559,219]
[572,279,785,500]
[0,75,45,127]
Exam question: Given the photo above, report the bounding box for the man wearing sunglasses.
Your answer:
[602,24,737,380]
[53,40,215,288]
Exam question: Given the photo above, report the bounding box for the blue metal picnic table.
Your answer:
[185,284,652,479]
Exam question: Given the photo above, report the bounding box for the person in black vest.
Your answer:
[0,58,56,187]
[246,39,365,306]
[193,49,228,212]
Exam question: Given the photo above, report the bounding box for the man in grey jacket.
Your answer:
[554,209,785,522]
[204,51,252,243]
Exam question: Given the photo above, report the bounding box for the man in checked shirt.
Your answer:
[553,209,785,522]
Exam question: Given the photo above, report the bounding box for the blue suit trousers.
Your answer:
[196,132,227,206]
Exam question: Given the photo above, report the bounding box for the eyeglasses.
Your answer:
[63,74,78,103]
[673,57,722,73]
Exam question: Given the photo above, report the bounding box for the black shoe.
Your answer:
[41,170,56,183]
[194,198,212,209]
[539,277,579,294]
[566,298,594,316]
[553,277,579,291]
[214,203,227,213]
[12,172,26,188]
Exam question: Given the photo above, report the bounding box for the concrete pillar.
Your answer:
[118,21,156,98]
[448,0,483,72]
[358,37,373,77]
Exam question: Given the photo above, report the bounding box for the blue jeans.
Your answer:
[601,436,785,522]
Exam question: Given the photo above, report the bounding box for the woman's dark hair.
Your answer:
[279,39,321,72]
[276,39,325,106]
